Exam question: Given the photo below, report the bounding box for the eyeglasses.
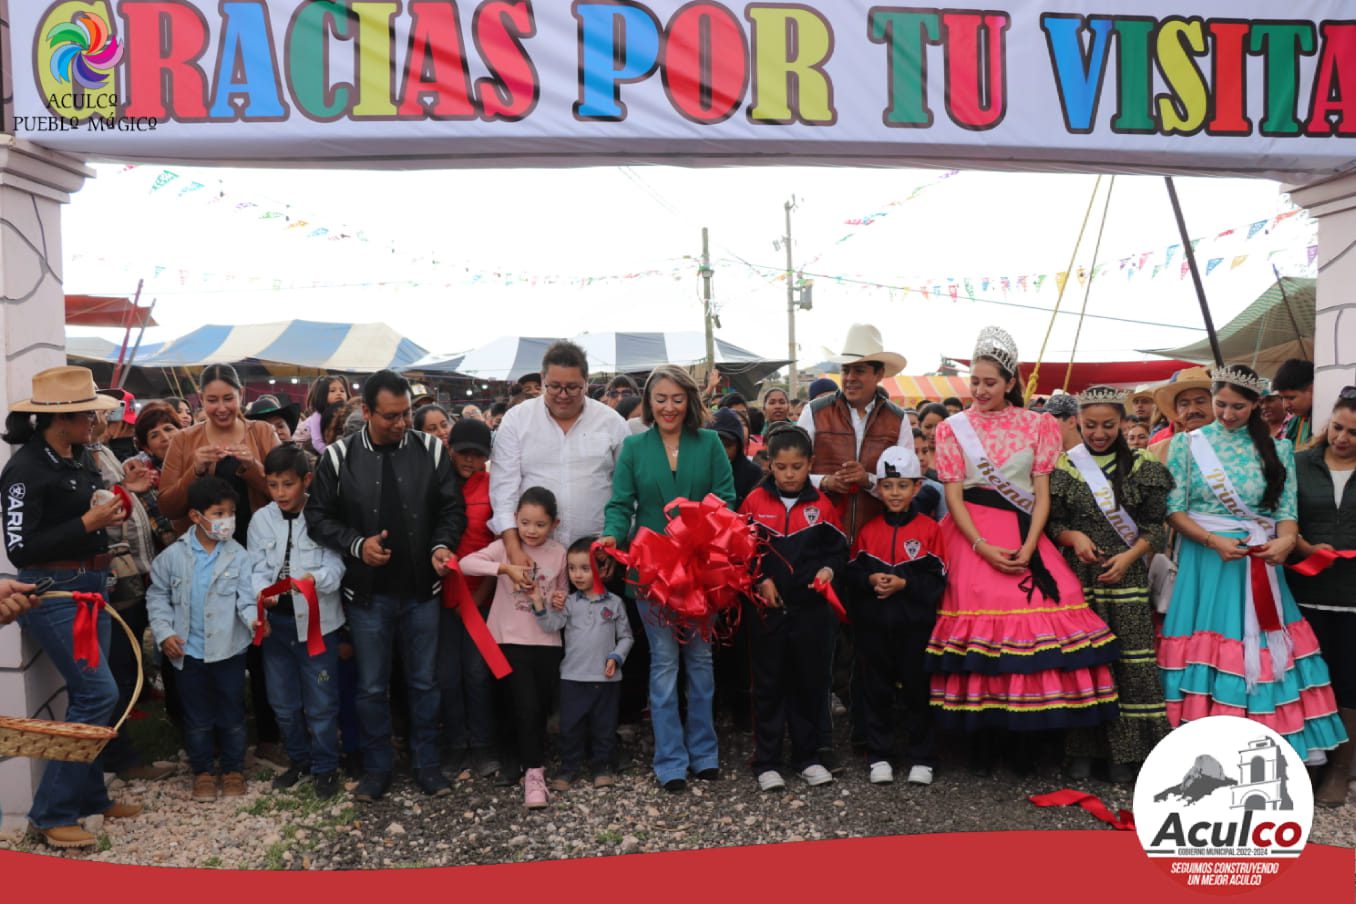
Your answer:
[606,389,636,399]
[544,383,586,397]
[1340,386,1356,400]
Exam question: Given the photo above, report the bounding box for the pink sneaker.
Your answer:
[524,767,549,809]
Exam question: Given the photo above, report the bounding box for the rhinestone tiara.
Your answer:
[973,326,1018,375]
[1075,385,1129,407]
[1209,365,1268,396]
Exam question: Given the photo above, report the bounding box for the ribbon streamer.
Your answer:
[811,575,849,623]
[254,577,325,656]
[1288,547,1356,577]
[71,592,106,669]
[1029,788,1136,831]
[1245,550,1284,634]
[596,494,762,641]
[588,540,608,597]
[440,561,512,680]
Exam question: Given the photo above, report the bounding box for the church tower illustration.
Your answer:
[1230,737,1292,811]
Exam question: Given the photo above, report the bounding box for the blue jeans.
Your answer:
[16,567,118,829]
[637,598,718,783]
[437,605,494,752]
[261,616,341,776]
[347,595,440,772]
[178,653,247,774]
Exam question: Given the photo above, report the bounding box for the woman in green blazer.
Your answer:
[600,365,736,792]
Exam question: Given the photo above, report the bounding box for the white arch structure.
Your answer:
[2,1,1355,828]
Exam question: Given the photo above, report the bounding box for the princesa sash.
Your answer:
[1066,445,1140,549]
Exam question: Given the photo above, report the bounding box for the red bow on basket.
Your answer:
[253,577,326,656]
[440,559,512,679]
[71,592,106,668]
[595,494,763,641]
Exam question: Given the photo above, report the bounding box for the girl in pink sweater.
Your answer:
[461,486,567,809]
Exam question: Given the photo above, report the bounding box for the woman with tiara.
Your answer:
[1159,364,1345,762]
[1048,386,1173,783]
[927,327,1121,775]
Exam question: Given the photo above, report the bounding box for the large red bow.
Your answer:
[596,494,762,641]
[253,577,326,656]
[440,560,512,679]
[71,592,105,669]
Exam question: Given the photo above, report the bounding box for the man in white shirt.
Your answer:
[489,341,631,569]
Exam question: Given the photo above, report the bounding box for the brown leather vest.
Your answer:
[809,390,905,539]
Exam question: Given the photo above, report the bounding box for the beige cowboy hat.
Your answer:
[1128,384,1156,403]
[1152,366,1213,418]
[826,324,907,377]
[10,366,120,414]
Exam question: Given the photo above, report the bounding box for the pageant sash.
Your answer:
[1186,428,1291,691]
[947,412,1035,514]
[1066,445,1140,549]
[253,577,325,656]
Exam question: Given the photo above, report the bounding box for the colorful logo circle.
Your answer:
[1134,715,1314,893]
[46,12,122,90]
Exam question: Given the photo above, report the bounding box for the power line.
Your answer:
[723,259,1206,332]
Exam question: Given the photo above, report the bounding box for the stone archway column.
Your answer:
[0,136,93,834]
[1288,174,1356,421]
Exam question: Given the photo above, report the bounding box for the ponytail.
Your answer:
[1246,408,1286,511]
[2,412,52,446]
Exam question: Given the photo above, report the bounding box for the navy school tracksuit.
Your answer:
[849,509,948,766]
[739,479,849,774]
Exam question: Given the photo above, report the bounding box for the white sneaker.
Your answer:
[869,761,894,784]
[757,770,786,792]
[800,764,834,786]
[907,765,934,785]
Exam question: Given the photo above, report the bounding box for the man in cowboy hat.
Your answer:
[1148,366,1215,463]
[245,394,302,445]
[1128,385,1159,432]
[796,323,911,539]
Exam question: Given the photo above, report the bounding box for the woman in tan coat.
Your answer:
[159,364,279,538]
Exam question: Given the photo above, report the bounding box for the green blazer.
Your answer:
[603,426,736,544]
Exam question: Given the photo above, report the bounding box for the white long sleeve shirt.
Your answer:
[489,396,631,546]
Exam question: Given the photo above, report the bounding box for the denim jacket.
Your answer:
[146,531,254,668]
[246,501,346,640]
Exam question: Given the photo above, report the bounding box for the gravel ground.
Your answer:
[4,718,1355,870]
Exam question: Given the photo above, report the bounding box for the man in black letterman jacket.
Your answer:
[306,370,466,803]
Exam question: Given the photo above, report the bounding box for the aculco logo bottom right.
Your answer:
[1134,715,1313,892]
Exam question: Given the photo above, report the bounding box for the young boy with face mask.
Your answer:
[147,476,257,802]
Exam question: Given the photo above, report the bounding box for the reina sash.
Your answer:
[1066,445,1140,549]
[947,412,1036,514]
[1186,429,1291,691]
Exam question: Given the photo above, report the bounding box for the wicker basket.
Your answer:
[0,596,142,764]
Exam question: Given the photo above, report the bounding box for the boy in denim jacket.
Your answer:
[147,476,255,802]
[248,446,346,799]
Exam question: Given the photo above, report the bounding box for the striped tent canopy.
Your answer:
[818,372,971,404]
[67,320,429,374]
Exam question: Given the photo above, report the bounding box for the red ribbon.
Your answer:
[596,494,762,641]
[440,561,512,680]
[1243,554,1284,633]
[71,592,105,669]
[811,575,849,623]
[110,484,133,517]
[588,540,608,597]
[1288,546,1356,577]
[254,577,326,656]
[1029,788,1136,831]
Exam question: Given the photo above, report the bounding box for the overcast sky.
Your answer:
[62,163,1314,374]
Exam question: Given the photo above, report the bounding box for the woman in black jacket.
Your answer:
[1293,388,1356,806]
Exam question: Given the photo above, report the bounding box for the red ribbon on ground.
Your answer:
[1029,789,1135,831]
[595,494,762,641]
[254,577,326,656]
[71,591,105,669]
[1287,547,1356,577]
[811,576,849,623]
[440,562,512,680]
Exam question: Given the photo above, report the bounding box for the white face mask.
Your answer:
[205,516,235,542]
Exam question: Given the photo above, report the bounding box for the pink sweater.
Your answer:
[461,538,566,647]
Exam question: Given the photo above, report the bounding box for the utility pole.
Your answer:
[700,227,715,369]
[784,197,798,399]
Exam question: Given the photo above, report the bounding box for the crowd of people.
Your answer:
[1,326,1353,854]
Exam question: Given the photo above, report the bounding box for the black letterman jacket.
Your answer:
[305,426,465,606]
[1,437,108,568]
